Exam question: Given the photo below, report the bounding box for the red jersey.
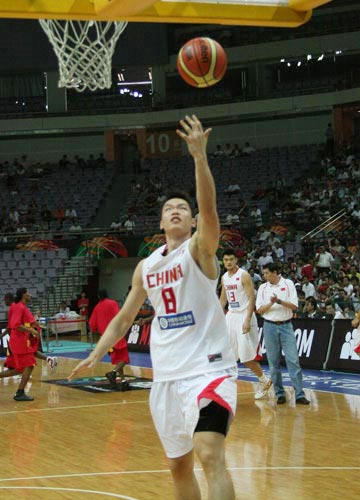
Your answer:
[89,298,126,350]
[78,297,89,316]
[9,302,36,354]
[301,264,314,282]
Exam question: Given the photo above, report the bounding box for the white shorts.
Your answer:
[225,311,260,363]
[149,368,237,459]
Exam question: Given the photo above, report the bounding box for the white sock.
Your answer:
[259,374,267,383]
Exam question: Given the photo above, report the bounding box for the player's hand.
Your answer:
[176,115,212,159]
[270,294,278,304]
[68,354,99,380]
[352,317,360,328]
[242,319,251,334]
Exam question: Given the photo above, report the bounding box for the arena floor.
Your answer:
[0,350,359,500]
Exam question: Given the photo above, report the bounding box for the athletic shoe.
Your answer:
[47,356,58,372]
[254,378,273,400]
[296,397,310,405]
[14,394,34,401]
[105,371,117,387]
[119,380,130,392]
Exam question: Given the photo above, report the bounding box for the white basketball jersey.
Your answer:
[142,239,236,382]
[222,267,249,313]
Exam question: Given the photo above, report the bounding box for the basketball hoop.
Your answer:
[39,19,128,92]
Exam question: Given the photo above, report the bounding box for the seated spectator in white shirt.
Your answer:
[242,142,256,154]
[124,215,136,234]
[69,222,82,232]
[302,276,317,299]
[250,206,262,227]
[351,204,360,220]
[273,241,284,262]
[225,210,240,226]
[257,249,273,271]
[110,220,122,231]
[224,182,240,196]
[212,145,225,157]
[248,267,262,285]
[66,207,78,223]
[224,143,233,157]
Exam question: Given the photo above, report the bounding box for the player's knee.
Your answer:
[168,454,194,479]
[197,445,225,474]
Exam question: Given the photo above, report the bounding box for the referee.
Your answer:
[256,263,310,405]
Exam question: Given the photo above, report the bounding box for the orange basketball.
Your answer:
[177,37,227,88]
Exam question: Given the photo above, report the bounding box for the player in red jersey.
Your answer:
[0,293,57,375]
[4,288,39,401]
[89,289,130,388]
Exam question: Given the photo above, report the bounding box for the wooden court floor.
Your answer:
[0,357,359,500]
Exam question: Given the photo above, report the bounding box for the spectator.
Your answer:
[250,205,262,227]
[124,215,136,235]
[303,297,323,318]
[315,245,334,275]
[302,276,317,299]
[242,142,256,154]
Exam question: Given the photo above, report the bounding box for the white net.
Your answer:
[39,20,128,92]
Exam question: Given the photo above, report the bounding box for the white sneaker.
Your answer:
[46,356,58,372]
[254,378,272,400]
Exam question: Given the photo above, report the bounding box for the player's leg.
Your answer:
[168,450,201,500]
[14,365,34,401]
[279,324,308,402]
[193,403,235,500]
[150,381,201,499]
[13,353,36,401]
[244,360,272,399]
[106,348,129,387]
[0,367,21,378]
[262,322,285,401]
[238,314,272,399]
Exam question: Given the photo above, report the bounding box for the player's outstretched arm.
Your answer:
[177,115,219,277]
[68,261,147,380]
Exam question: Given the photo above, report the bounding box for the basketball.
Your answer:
[177,37,227,88]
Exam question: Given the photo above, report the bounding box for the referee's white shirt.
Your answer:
[256,276,298,322]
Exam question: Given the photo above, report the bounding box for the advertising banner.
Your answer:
[326,320,360,372]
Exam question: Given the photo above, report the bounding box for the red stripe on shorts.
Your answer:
[197,376,233,415]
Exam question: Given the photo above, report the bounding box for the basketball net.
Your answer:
[39,20,128,92]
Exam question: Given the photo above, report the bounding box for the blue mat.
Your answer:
[43,340,95,354]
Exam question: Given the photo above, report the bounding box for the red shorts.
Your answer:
[109,346,129,365]
[4,353,16,370]
[12,353,36,372]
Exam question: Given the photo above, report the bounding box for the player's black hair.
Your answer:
[15,287,27,303]
[262,262,279,274]
[161,191,193,214]
[98,288,108,300]
[222,248,236,258]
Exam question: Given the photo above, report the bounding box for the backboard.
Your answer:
[0,1,333,27]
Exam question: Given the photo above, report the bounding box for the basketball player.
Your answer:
[1,288,40,401]
[69,115,238,500]
[0,292,57,374]
[220,249,272,399]
[88,288,130,388]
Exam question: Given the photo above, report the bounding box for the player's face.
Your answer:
[160,198,195,234]
[263,269,278,284]
[223,254,237,271]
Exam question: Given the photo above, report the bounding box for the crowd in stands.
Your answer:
[217,139,360,321]
[0,153,113,239]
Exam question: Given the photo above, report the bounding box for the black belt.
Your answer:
[264,319,292,325]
